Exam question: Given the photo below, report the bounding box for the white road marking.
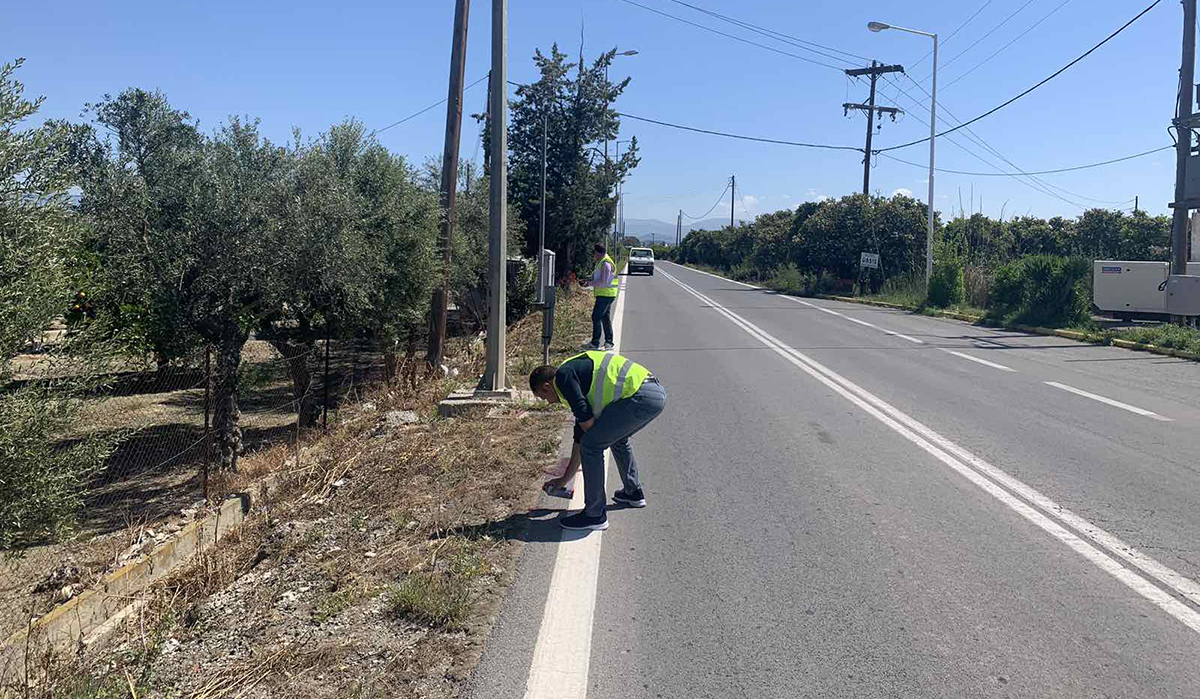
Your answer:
[667,263,927,344]
[1045,381,1173,422]
[660,267,1200,633]
[941,349,1017,372]
[523,269,629,699]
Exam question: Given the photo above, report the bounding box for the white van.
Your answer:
[629,247,655,275]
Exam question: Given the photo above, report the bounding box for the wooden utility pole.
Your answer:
[1170,0,1197,282]
[844,61,905,196]
[730,175,735,228]
[677,209,682,247]
[428,0,471,367]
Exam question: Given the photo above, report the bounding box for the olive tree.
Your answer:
[0,60,117,549]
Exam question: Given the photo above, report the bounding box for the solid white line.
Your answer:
[666,263,926,344]
[659,267,1200,633]
[523,267,630,699]
[1046,381,1173,422]
[941,349,1017,372]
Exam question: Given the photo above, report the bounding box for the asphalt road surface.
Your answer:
[468,261,1200,698]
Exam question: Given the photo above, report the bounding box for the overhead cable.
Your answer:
[618,113,862,151]
[682,183,732,220]
[373,75,489,135]
[613,0,846,71]
[879,145,1171,177]
[942,0,1075,91]
[876,0,1162,153]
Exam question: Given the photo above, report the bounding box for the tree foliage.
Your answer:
[506,45,639,278]
[0,60,117,549]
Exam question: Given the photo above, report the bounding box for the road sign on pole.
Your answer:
[860,252,880,269]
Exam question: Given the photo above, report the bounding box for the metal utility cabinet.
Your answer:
[1093,260,1200,319]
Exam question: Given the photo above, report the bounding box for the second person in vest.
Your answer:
[580,243,619,350]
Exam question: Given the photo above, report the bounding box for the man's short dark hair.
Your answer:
[593,243,606,254]
[529,365,557,392]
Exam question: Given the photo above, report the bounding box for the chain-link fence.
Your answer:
[0,335,386,643]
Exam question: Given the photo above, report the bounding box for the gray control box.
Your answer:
[1164,275,1200,315]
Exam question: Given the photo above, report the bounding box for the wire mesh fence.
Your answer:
[0,334,386,642]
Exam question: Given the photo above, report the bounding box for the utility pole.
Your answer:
[1134,195,1139,214]
[677,209,682,247]
[428,0,470,368]
[844,61,905,196]
[482,0,508,392]
[1171,0,1196,284]
[730,175,735,228]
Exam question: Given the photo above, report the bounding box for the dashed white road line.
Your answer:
[522,270,630,699]
[941,349,1017,372]
[660,266,1200,634]
[1045,381,1173,422]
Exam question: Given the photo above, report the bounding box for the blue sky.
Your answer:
[5,0,1181,225]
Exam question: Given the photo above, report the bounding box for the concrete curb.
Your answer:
[1,474,287,681]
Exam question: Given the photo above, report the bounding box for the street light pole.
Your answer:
[869,21,937,289]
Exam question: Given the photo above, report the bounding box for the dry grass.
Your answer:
[5,289,593,699]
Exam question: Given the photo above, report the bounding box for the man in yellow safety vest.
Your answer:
[579,243,619,350]
[530,350,667,531]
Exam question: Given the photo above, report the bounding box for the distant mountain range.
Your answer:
[620,217,731,244]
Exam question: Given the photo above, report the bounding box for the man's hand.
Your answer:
[546,474,573,491]
[580,417,595,432]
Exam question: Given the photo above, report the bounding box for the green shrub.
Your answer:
[985,255,1091,327]
[927,259,965,308]
[767,263,810,295]
[731,261,760,282]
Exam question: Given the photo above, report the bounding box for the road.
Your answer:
[468,261,1200,698]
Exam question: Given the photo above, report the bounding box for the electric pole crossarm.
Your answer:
[842,103,903,116]
[845,64,904,77]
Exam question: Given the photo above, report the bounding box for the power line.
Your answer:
[942,0,1075,91]
[931,0,1038,79]
[878,0,995,104]
[682,182,732,220]
[613,0,846,71]
[876,0,1162,153]
[372,74,489,135]
[880,73,1115,207]
[617,112,862,151]
[879,74,1091,208]
[879,145,1171,177]
[662,0,868,65]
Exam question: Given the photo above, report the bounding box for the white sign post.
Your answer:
[860,252,880,269]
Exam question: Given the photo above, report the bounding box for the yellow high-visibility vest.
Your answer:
[555,351,650,417]
[593,254,619,298]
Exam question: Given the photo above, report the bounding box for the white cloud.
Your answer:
[805,188,819,197]
[892,187,913,198]
[816,194,831,202]
[781,194,793,200]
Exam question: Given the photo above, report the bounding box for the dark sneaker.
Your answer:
[559,511,609,531]
[612,488,646,508]
[602,342,615,350]
[581,341,600,350]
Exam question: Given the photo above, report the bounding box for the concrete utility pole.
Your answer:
[1170,0,1197,282]
[730,175,735,228]
[677,209,682,247]
[428,0,471,368]
[844,61,905,196]
[482,0,508,392]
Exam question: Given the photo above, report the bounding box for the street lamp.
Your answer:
[869,20,937,290]
[614,139,633,249]
[604,49,639,162]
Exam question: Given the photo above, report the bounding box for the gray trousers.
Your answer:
[580,379,668,517]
